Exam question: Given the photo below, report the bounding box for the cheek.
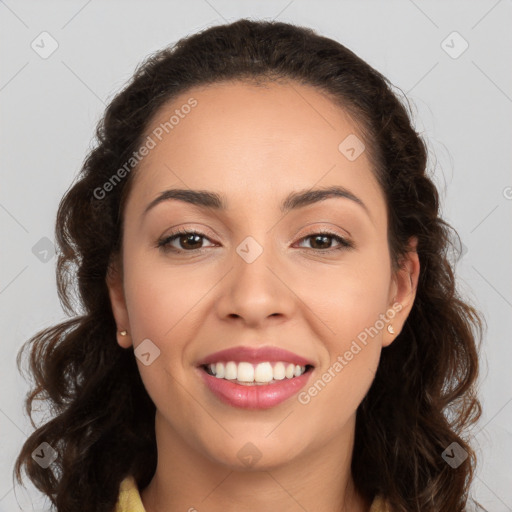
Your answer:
[302,270,387,374]
[293,267,388,438]
[122,248,214,342]
[293,250,392,340]
[121,249,221,405]
[120,254,204,412]
[292,252,391,419]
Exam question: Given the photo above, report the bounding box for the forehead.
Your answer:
[125,80,385,221]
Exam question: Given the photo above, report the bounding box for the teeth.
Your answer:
[254,362,273,383]
[214,362,224,378]
[225,361,237,380]
[207,361,307,384]
[237,362,254,382]
[273,362,286,380]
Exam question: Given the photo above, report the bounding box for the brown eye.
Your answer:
[179,233,204,250]
[297,232,353,251]
[157,230,216,252]
[309,234,334,250]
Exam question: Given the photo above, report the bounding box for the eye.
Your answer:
[295,231,353,251]
[156,229,216,252]
[156,228,353,254]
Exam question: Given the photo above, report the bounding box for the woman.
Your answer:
[15,19,484,512]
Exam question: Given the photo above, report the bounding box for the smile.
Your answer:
[203,361,309,384]
[196,345,315,409]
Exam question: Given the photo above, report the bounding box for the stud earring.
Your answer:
[387,324,395,335]
[119,330,128,336]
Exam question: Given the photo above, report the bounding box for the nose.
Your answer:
[215,238,296,328]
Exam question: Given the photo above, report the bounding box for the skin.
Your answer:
[107,80,420,512]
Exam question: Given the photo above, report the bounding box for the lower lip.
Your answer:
[198,367,313,409]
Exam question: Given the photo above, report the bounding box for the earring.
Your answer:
[387,324,395,334]
[119,330,128,336]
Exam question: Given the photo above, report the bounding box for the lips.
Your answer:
[196,345,315,409]
[199,368,313,409]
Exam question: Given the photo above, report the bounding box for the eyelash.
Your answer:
[156,228,354,254]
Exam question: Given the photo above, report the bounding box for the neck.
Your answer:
[140,412,371,512]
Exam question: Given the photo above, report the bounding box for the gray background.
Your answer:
[1,0,511,510]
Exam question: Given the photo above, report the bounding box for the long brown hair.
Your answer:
[15,19,484,511]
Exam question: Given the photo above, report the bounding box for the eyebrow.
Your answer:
[142,185,370,217]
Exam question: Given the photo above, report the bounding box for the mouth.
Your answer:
[199,363,315,409]
[196,345,315,409]
[201,361,314,385]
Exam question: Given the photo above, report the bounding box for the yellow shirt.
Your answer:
[115,475,390,512]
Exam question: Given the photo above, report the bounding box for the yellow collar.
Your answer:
[115,475,390,511]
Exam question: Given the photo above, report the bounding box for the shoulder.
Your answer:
[370,494,392,512]
[113,476,389,512]
[115,475,146,512]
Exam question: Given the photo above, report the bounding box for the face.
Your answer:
[107,80,418,471]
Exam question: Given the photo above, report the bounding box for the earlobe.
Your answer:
[105,259,132,348]
[117,329,132,348]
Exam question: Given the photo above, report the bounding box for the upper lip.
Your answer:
[197,346,314,367]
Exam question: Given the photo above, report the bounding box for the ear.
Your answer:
[106,255,132,349]
[383,236,420,347]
